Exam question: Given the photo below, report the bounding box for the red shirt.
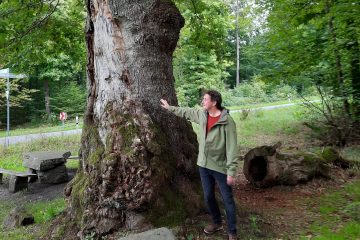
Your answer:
[207,114,221,134]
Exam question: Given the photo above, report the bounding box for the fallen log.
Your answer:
[243,142,349,187]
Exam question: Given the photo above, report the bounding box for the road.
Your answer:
[1,101,316,146]
[0,129,82,146]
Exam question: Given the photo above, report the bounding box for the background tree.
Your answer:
[0,77,37,126]
[255,0,360,145]
[173,0,233,106]
[0,0,86,123]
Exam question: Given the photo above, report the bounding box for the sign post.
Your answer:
[59,112,67,128]
[75,115,79,129]
[5,69,10,147]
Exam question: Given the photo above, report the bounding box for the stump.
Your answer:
[243,142,343,187]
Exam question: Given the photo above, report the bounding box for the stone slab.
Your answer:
[0,168,37,177]
[23,151,71,171]
[37,164,69,184]
[118,227,175,240]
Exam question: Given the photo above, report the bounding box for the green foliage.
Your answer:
[175,0,233,57]
[51,81,86,116]
[227,78,299,106]
[260,0,360,117]
[0,77,38,124]
[173,0,233,106]
[301,94,359,146]
[0,0,86,124]
[174,49,231,106]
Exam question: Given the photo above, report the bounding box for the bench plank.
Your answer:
[0,168,37,192]
[0,168,37,177]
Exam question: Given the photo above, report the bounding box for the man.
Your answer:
[160,90,238,240]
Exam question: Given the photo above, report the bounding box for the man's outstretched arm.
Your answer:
[160,99,202,124]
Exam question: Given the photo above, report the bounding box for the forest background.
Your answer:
[0,0,359,146]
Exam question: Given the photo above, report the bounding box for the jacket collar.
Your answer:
[205,109,229,125]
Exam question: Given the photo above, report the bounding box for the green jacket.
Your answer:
[168,106,238,176]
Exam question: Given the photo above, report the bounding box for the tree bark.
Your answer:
[243,143,348,187]
[348,28,360,117]
[44,79,51,118]
[326,0,350,115]
[57,0,202,238]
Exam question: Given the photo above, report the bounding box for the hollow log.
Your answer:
[243,143,347,187]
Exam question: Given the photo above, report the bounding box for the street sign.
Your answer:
[59,112,67,121]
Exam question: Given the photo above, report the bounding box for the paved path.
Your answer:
[230,101,314,112]
[0,129,82,146]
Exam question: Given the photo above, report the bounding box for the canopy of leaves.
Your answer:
[0,0,87,125]
[259,0,360,98]
[173,0,234,106]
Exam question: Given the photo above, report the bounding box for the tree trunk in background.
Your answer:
[243,143,349,187]
[58,0,201,238]
[348,33,360,116]
[326,1,350,115]
[44,79,51,118]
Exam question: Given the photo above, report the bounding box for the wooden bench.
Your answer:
[0,168,37,193]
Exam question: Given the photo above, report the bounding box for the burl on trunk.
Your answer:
[55,0,202,238]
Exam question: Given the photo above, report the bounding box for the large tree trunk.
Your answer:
[57,0,201,238]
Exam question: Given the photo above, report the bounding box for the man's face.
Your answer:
[202,94,216,110]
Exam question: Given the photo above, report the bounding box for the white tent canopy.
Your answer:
[0,68,27,79]
[0,68,27,147]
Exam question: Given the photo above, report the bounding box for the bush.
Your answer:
[226,78,302,106]
[302,95,360,146]
[227,80,269,106]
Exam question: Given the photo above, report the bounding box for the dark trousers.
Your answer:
[199,167,237,234]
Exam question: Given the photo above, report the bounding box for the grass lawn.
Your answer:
[232,105,306,149]
[0,198,66,240]
[300,180,360,239]
[0,134,81,171]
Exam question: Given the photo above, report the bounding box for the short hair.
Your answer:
[204,90,223,110]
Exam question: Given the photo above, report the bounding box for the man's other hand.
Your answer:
[227,175,235,186]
